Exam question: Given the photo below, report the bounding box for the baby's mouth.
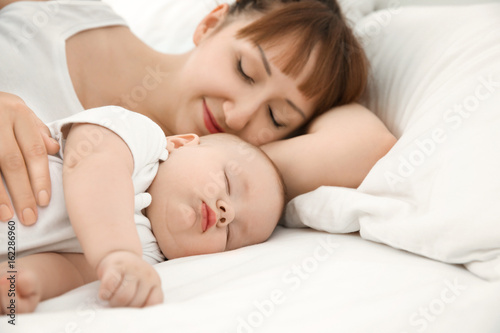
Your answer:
[201,202,217,232]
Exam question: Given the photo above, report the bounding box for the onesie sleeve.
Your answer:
[47,106,168,176]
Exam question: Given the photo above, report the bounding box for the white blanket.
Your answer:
[2,227,500,333]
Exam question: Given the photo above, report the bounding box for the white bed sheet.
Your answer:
[2,227,500,333]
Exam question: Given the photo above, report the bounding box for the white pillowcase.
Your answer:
[286,3,500,280]
[102,0,376,52]
[102,0,235,53]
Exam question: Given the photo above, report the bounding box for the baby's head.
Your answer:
[146,133,285,259]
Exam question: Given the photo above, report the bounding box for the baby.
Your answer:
[0,106,285,314]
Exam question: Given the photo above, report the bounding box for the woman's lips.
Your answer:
[201,202,217,232]
[203,100,224,134]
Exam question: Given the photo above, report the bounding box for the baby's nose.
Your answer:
[216,199,235,225]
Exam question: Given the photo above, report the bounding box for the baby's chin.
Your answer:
[159,245,202,260]
[160,244,225,260]
[158,243,180,260]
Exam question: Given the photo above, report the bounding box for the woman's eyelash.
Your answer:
[237,58,254,84]
[237,57,284,128]
[269,106,285,128]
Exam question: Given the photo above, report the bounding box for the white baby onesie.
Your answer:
[0,106,168,264]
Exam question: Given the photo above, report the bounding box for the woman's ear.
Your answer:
[193,4,230,45]
[165,134,200,153]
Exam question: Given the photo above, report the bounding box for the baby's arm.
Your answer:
[62,123,162,307]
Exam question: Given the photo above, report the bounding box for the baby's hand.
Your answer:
[96,251,163,308]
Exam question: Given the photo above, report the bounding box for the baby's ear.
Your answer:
[165,134,200,152]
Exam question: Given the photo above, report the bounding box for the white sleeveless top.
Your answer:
[0,0,127,122]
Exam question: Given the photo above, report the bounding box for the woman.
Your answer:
[0,0,396,225]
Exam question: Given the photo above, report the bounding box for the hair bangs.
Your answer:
[235,1,368,115]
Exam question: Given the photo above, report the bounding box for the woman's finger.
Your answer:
[14,111,53,208]
[0,126,38,226]
[0,182,14,222]
[35,113,60,156]
[0,92,54,223]
[41,131,60,156]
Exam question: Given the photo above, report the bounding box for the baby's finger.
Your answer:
[144,285,164,307]
[98,268,123,301]
[128,279,163,308]
[126,281,150,308]
[108,274,138,307]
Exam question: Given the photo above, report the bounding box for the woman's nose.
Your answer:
[222,100,259,131]
[216,199,235,226]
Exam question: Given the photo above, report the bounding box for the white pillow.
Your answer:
[102,0,235,53]
[285,3,500,280]
[102,0,377,52]
[101,0,498,54]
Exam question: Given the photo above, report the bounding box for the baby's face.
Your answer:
[146,134,284,259]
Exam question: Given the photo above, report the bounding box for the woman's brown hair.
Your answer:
[228,0,368,118]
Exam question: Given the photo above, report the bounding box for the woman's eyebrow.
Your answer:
[257,44,272,76]
[286,100,306,119]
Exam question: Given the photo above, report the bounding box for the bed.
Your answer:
[2,0,500,332]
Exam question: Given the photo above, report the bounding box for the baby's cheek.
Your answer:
[178,205,196,227]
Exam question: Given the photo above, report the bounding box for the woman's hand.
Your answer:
[97,251,164,308]
[0,92,60,225]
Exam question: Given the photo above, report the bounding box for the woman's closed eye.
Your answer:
[237,57,285,129]
[237,58,254,84]
[269,106,285,128]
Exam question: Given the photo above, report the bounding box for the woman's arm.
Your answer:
[0,92,59,225]
[62,123,162,307]
[262,103,397,201]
